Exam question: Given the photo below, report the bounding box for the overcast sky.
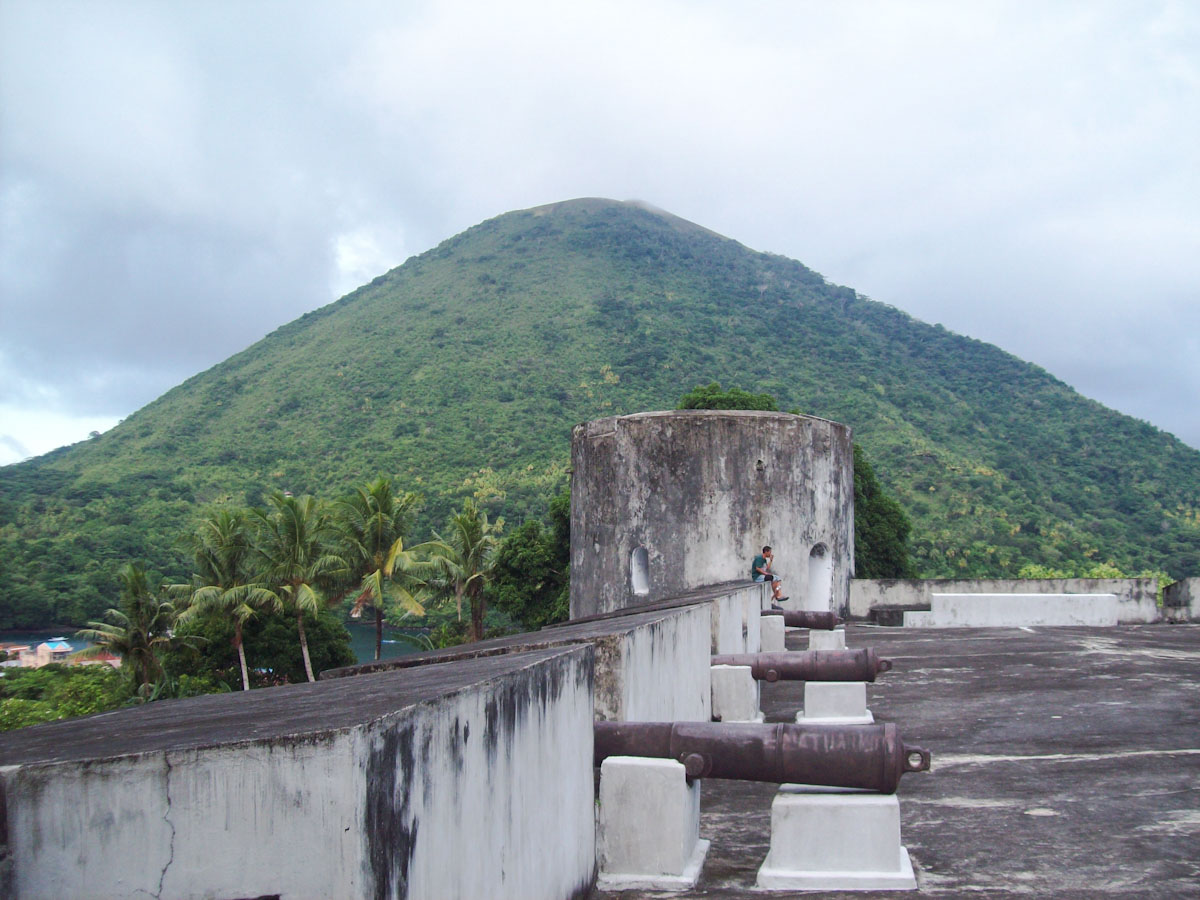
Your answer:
[2,0,1197,466]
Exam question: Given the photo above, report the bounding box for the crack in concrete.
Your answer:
[156,753,176,900]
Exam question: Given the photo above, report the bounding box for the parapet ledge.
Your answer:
[324,581,756,681]
[0,646,591,769]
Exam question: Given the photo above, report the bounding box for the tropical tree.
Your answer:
[172,508,282,690]
[75,563,178,696]
[853,444,917,578]
[678,381,779,411]
[426,499,501,643]
[251,493,348,682]
[335,478,428,660]
[486,489,571,630]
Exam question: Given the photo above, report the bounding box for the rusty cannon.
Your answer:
[711,648,893,683]
[761,608,841,630]
[595,720,930,793]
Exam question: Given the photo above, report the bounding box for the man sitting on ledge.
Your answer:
[752,545,788,605]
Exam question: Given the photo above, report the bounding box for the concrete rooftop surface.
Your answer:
[595,623,1200,899]
[0,647,580,766]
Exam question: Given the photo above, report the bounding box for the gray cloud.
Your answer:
[1,0,1197,464]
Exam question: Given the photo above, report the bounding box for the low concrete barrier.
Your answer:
[906,592,1119,628]
[853,578,1159,624]
[0,581,783,898]
[0,648,596,900]
[327,600,714,722]
[607,605,711,721]
[711,583,764,654]
[1164,578,1200,623]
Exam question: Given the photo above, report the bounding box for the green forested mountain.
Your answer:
[3,198,1198,627]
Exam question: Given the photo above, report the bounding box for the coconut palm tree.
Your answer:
[76,563,178,696]
[172,508,282,690]
[335,478,429,660]
[251,492,348,682]
[426,499,501,643]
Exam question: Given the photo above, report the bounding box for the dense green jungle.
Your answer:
[3,198,1199,628]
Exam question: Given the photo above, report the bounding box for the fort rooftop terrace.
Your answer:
[602,623,1200,899]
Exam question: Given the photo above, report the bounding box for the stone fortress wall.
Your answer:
[1164,577,1200,621]
[570,410,854,618]
[1,582,770,900]
[1,648,599,900]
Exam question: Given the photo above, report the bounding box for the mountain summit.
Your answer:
[3,198,1198,626]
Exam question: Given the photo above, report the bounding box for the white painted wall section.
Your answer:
[5,737,367,900]
[851,578,1158,623]
[922,592,1119,628]
[710,584,762,654]
[401,665,596,899]
[3,647,597,900]
[606,604,712,722]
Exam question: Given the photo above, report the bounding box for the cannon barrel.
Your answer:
[761,608,841,630]
[594,720,930,794]
[711,649,893,682]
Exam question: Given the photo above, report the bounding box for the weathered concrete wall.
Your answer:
[1,648,596,900]
[4,735,367,900]
[850,578,1160,624]
[326,600,715,723]
[710,583,765,655]
[1164,577,1200,622]
[384,653,595,899]
[908,592,1120,628]
[571,411,854,619]
[604,603,712,722]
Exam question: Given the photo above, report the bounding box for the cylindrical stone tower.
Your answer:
[569,410,854,619]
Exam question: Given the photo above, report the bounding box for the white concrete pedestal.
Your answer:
[760,615,786,652]
[597,756,710,891]
[711,665,763,722]
[808,628,847,651]
[756,786,917,891]
[796,681,874,725]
